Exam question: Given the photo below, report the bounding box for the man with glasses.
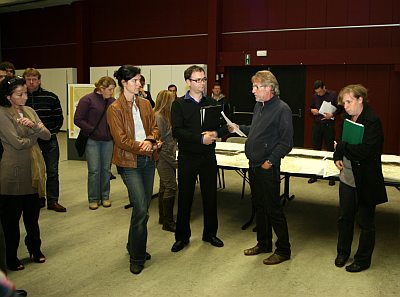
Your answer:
[170,65,227,252]
[229,70,293,265]
[23,68,66,212]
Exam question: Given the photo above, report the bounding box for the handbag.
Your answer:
[75,103,108,157]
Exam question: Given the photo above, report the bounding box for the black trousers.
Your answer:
[337,182,376,266]
[249,166,291,257]
[0,194,41,265]
[175,153,218,242]
[312,121,335,151]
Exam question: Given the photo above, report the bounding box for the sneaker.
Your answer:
[89,202,99,210]
[102,200,111,207]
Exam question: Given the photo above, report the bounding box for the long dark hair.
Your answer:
[0,76,26,107]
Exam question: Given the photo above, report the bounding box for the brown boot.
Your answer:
[157,191,164,225]
[162,196,176,232]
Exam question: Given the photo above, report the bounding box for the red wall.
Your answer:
[1,0,399,153]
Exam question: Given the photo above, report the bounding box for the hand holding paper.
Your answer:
[221,111,247,137]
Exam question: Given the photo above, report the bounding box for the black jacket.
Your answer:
[171,95,227,155]
[334,104,388,206]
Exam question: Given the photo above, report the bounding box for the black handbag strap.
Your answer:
[88,102,108,136]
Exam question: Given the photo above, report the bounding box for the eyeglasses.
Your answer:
[189,77,207,83]
[252,84,267,89]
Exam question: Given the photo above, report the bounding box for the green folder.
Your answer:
[342,118,364,144]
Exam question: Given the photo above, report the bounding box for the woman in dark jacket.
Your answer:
[333,84,387,273]
[74,76,116,210]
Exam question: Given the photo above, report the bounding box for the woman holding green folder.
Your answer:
[333,84,387,273]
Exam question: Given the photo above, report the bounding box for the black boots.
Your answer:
[158,193,176,232]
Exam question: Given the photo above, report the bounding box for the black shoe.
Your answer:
[110,173,117,180]
[130,264,144,275]
[308,177,317,184]
[329,179,336,186]
[334,255,349,267]
[171,240,189,252]
[345,262,370,273]
[15,290,28,297]
[202,236,224,248]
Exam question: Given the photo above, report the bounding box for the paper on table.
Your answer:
[319,100,337,116]
[221,111,247,138]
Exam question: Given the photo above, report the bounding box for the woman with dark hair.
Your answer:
[107,65,160,275]
[0,77,50,271]
[74,76,116,210]
[154,90,177,232]
[333,84,387,272]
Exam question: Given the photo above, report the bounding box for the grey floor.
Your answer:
[7,133,400,297]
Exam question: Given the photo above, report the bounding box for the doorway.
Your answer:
[228,66,306,147]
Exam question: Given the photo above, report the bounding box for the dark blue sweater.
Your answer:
[240,96,293,167]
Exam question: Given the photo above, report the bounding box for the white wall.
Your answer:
[89,64,207,101]
[16,68,77,131]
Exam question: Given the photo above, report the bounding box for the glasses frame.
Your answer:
[189,77,207,83]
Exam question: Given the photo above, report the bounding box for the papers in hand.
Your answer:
[319,101,337,116]
[221,111,247,137]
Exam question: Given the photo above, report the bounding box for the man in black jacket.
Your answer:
[23,68,66,212]
[170,65,227,252]
[229,70,293,265]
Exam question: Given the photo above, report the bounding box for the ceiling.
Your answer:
[0,0,80,14]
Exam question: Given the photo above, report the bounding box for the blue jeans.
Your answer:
[85,138,113,203]
[38,135,60,206]
[119,156,155,265]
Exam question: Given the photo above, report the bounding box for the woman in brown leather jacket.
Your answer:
[107,65,160,275]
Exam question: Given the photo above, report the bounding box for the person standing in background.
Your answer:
[74,76,116,210]
[211,82,231,118]
[309,80,341,186]
[154,90,177,232]
[23,68,66,212]
[168,84,178,99]
[139,75,155,108]
[0,62,15,79]
[0,61,15,160]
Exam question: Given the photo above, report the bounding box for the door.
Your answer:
[228,66,305,147]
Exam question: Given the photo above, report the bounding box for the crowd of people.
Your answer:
[0,62,388,294]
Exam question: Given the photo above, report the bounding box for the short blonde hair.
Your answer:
[94,76,116,91]
[338,84,368,105]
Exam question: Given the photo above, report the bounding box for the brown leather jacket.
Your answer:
[107,93,159,168]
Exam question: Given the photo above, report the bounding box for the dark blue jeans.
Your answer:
[38,135,60,206]
[119,156,155,265]
[249,165,291,257]
[337,182,376,266]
